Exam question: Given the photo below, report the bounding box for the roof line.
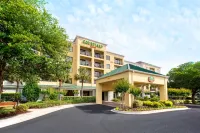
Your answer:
[106,51,124,57]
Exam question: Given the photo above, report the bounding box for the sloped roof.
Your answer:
[98,64,165,80]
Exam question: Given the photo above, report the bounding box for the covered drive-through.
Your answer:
[96,64,168,107]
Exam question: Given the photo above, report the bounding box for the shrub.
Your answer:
[150,96,159,102]
[115,107,120,110]
[168,88,191,99]
[0,108,16,118]
[163,101,173,107]
[49,93,58,100]
[24,101,65,109]
[129,86,142,97]
[22,82,40,102]
[133,100,143,108]
[1,93,20,101]
[16,104,28,113]
[112,98,120,102]
[143,101,153,107]
[62,96,95,103]
[184,99,192,104]
[152,102,162,108]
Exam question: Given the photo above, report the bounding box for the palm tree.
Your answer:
[74,67,91,97]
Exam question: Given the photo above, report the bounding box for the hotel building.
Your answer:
[3,35,162,100]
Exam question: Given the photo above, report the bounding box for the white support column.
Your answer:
[108,91,114,101]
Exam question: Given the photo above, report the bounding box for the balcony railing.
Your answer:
[94,63,104,68]
[80,50,91,56]
[94,54,104,59]
[114,60,123,65]
[80,61,92,66]
[94,73,103,77]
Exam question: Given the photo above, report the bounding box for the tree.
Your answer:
[167,62,200,103]
[22,81,40,102]
[74,68,91,97]
[113,79,130,109]
[129,86,142,99]
[0,0,71,101]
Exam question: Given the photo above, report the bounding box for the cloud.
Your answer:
[102,4,111,12]
[88,4,96,15]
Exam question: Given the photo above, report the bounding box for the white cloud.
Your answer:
[102,4,111,12]
[88,4,96,15]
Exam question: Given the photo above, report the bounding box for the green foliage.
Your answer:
[112,98,120,102]
[49,93,58,100]
[72,90,79,95]
[16,104,28,113]
[184,99,192,104]
[1,93,20,101]
[22,82,40,102]
[133,100,143,108]
[62,96,95,103]
[150,96,160,102]
[167,62,200,103]
[24,101,64,109]
[168,88,191,99]
[0,108,16,118]
[152,102,162,108]
[162,101,173,107]
[74,68,91,97]
[143,101,153,107]
[129,86,142,97]
[115,107,120,111]
[0,0,71,100]
[113,79,130,94]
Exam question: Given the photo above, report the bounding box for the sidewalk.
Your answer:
[0,103,95,128]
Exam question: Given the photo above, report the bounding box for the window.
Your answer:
[94,79,96,84]
[149,68,155,71]
[106,64,110,69]
[106,55,110,60]
[69,47,73,52]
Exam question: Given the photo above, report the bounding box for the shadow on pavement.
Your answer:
[75,104,116,114]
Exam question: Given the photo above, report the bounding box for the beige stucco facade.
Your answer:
[96,69,168,107]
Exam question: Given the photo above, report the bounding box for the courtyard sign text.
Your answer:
[82,40,103,48]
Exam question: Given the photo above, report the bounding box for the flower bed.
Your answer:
[114,100,187,112]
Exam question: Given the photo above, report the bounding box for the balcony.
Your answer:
[94,53,104,59]
[114,59,123,65]
[94,72,103,78]
[80,60,92,67]
[94,63,104,69]
[80,49,91,57]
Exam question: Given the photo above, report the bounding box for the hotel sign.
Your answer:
[148,76,155,83]
[82,40,103,48]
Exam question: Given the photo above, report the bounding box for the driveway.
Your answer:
[1,104,200,133]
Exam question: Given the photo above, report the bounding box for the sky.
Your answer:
[45,0,200,74]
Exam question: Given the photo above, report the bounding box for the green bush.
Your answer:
[150,96,159,102]
[143,101,153,107]
[24,101,65,109]
[152,102,162,108]
[22,82,40,102]
[16,104,28,112]
[112,98,120,102]
[1,93,20,101]
[49,93,58,100]
[168,88,191,99]
[184,99,192,104]
[133,100,143,108]
[0,108,16,118]
[62,96,95,103]
[163,101,173,107]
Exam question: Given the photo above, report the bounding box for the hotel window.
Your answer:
[106,64,110,69]
[106,55,110,60]
[94,79,96,84]
[150,68,155,71]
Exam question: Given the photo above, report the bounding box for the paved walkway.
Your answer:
[0,103,95,128]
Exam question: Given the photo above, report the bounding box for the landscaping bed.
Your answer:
[114,100,187,112]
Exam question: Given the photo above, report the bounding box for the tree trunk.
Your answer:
[15,80,19,107]
[192,90,196,104]
[0,70,4,102]
[81,80,83,98]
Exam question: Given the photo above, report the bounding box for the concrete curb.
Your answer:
[111,108,190,115]
[0,103,95,128]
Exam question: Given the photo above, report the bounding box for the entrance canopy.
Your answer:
[96,64,168,107]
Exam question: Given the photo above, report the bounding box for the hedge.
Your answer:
[62,96,95,103]
[168,88,191,99]
[1,93,20,101]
